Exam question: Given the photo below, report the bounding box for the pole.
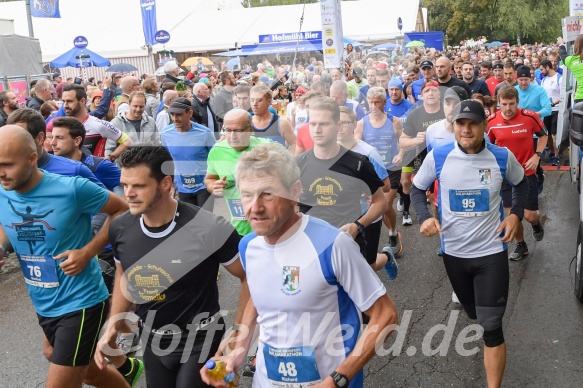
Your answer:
[24,0,35,38]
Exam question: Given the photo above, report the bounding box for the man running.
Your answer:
[201,142,398,387]
[250,84,296,152]
[412,100,527,388]
[95,145,249,388]
[0,125,134,388]
[487,85,547,260]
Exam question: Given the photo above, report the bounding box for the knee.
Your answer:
[42,347,53,362]
[482,326,505,348]
[478,310,505,347]
[524,210,539,224]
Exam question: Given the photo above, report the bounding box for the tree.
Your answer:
[422,0,568,45]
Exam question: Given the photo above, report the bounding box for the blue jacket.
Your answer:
[515,84,552,119]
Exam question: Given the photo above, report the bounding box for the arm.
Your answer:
[354,119,364,140]
[497,175,527,242]
[392,117,405,165]
[480,81,491,97]
[223,258,250,327]
[399,132,422,150]
[204,173,227,196]
[89,77,114,119]
[340,187,387,238]
[54,192,128,275]
[109,132,133,162]
[557,38,567,62]
[0,224,13,254]
[279,118,297,154]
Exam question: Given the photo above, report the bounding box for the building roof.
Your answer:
[1,0,420,62]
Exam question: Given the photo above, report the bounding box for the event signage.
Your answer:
[259,31,321,43]
[73,36,88,49]
[30,0,61,18]
[155,30,171,44]
[319,0,344,69]
[140,0,158,45]
[398,17,403,31]
[569,0,583,17]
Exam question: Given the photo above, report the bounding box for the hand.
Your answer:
[54,249,91,276]
[416,131,426,145]
[103,76,112,88]
[94,326,122,369]
[312,377,337,388]
[108,154,118,162]
[392,154,403,166]
[200,356,241,387]
[497,214,521,242]
[213,176,228,197]
[523,154,540,171]
[340,223,359,239]
[420,218,441,237]
[557,37,564,45]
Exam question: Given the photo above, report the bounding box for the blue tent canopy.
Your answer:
[343,37,364,48]
[371,43,398,52]
[50,47,111,68]
[216,37,363,57]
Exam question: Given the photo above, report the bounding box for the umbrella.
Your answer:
[405,40,425,48]
[226,57,240,70]
[488,41,503,48]
[182,57,213,67]
[49,47,110,68]
[106,63,138,73]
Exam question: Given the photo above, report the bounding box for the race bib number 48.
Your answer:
[17,254,59,288]
[449,189,489,217]
[263,345,321,387]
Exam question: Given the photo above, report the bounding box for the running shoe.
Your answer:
[532,222,544,241]
[124,358,144,388]
[509,242,529,261]
[396,197,404,212]
[546,153,555,162]
[549,156,560,166]
[402,211,413,226]
[437,247,444,257]
[385,232,403,256]
[451,291,460,304]
[117,333,142,354]
[382,246,399,280]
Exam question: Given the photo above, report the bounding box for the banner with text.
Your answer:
[30,0,61,18]
[259,31,321,43]
[319,0,344,69]
[140,0,158,46]
[570,0,583,17]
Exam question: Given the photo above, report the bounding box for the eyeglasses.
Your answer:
[340,120,354,127]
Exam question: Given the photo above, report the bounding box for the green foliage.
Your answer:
[241,0,318,7]
[422,0,569,45]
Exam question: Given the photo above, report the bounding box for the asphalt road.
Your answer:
[1,170,582,387]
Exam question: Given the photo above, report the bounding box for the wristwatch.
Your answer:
[535,151,543,157]
[354,220,365,235]
[330,371,349,388]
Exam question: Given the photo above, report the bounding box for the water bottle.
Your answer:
[205,359,236,386]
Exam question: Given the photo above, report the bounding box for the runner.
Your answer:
[487,85,547,260]
[411,100,527,388]
[0,125,137,388]
[201,142,398,388]
[95,145,249,388]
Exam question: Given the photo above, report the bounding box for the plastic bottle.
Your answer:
[205,359,236,386]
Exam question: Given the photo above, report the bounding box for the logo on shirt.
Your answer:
[4,200,55,254]
[282,266,300,295]
[511,129,528,134]
[309,177,342,206]
[126,263,174,302]
[479,169,492,185]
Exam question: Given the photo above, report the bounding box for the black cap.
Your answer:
[444,86,469,102]
[420,60,434,69]
[493,63,504,70]
[516,65,531,78]
[167,98,193,114]
[353,67,363,78]
[453,100,487,123]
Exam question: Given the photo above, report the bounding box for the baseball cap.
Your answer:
[444,86,469,102]
[420,60,434,69]
[453,100,488,123]
[353,67,363,78]
[493,63,504,70]
[516,65,531,79]
[167,98,193,114]
[422,79,439,91]
[52,73,61,80]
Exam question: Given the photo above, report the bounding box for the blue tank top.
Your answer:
[384,99,414,125]
[362,115,399,170]
[253,114,284,145]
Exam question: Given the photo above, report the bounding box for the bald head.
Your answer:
[121,76,139,94]
[0,125,37,155]
[224,108,252,128]
[0,124,40,192]
[223,109,253,151]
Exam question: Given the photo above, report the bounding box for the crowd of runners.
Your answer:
[0,38,572,388]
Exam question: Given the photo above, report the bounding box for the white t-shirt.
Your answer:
[413,142,524,258]
[240,215,386,388]
[425,119,455,153]
[541,73,560,112]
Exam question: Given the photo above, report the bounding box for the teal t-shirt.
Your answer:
[207,136,270,236]
[0,172,110,317]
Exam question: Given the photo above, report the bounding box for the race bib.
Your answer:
[449,189,489,217]
[180,174,202,190]
[17,254,59,288]
[227,198,246,220]
[263,345,321,387]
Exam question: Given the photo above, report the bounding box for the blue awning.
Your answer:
[241,40,322,56]
[50,47,111,68]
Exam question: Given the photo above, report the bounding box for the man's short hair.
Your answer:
[453,57,464,66]
[540,59,552,69]
[339,105,356,123]
[308,97,340,122]
[162,90,178,104]
[35,79,51,93]
[219,71,231,86]
[497,85,519,101]
[480,61,493,70]
[6,108,46,138]
[161,82,176,93]
[310,80,326,94]
[301,91,320,103]
[234,85,251,96]
[366,67,378,75]
[193,82,208,94]
[0,90,13,105]
[62,83,87,101]
[250,84,272,100]
[142,78,158,94]
[330,80,348,95]
[367,86,387,101]
[118,145,174,183]
[503,61,515,70]
[235,142,300,191]
[51,117,86,148]
[377,69,390,77]
[129,91,146,104]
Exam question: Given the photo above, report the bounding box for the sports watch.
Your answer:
[535,151,543,157]
[330,371,349,388]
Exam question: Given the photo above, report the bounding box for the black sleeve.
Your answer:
[509,175,527,221]
[479,80,491,96]
[411,185,433,224]
[358,155,384,194]
[460,81,473,97]
[191,101,204,124]
[212,216,242,265]
[559,44,568,62]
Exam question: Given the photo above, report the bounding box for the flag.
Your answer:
[30,0,61,18]
[140,0,158,46]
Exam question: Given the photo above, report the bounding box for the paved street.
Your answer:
[1,170,582,387]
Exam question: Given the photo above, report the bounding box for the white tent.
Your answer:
[0,0,420,62]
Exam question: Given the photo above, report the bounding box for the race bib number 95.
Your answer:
[449,189,489,217]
